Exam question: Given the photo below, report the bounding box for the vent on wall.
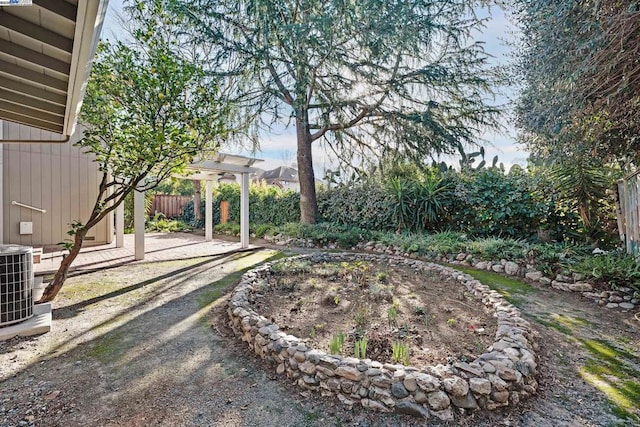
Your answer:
[0,245,34,327]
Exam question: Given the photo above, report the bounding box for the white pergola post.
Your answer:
[115,202,124,248]
[240,172,249,248]
[134,189,145,260]
[205,179,213,241]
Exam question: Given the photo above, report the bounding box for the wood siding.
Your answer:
[2,122,112,247]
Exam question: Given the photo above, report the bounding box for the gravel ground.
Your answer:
[1,245,638,426]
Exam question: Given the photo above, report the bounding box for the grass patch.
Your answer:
[455,266,536,306]
[527,313,573,335]
[87,330,127,363]
[551,313,592,329]
[578,339,640,423]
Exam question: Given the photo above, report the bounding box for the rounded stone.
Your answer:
[403,376,418,392]
[391,382,409,398]
[415,390,428,404]
[492,390,509,403]
[443,376,469,397]
[427,391,451,410]
[469,378,492,395]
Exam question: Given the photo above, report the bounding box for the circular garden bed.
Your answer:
[228,253,539,421]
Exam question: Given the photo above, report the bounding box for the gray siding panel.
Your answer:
[2,122,112,247]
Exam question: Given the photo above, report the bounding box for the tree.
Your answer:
[172,0,502,223]
[38,0,229,302]
[508,1,640,167]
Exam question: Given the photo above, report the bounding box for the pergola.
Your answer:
[114,153,263,260]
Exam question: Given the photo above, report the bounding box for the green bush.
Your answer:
[450,167,543,238]
[213,223,240,235]
[318,179,390,230]
[467,237,530,261]
[573,252,640,291]
[182,182,300,227]
[146,213,192,232]
[182,200,219,228]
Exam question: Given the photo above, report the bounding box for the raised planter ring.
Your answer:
[227,252,539,422]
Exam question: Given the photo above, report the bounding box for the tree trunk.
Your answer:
[296,110,318,224]
[38,229,87,303]
[193,179,202,221]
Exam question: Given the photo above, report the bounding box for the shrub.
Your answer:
[573,252,640,291]
[182,182,299,227]
[466,237,530,261]
[318,179,391,231]
[213,223,240,235]
[146,213,192,232]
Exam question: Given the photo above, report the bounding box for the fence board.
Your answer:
[151,194,191,219]
[617,174,640,255]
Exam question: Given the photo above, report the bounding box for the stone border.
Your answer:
[227,252,539,421]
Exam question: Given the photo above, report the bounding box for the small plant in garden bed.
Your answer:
[387,306,398,328]
[392,341,410,365]
[354,336,368,359]
[329,333,345,355]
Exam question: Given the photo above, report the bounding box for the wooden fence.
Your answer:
[150,194,191,219]
[616,172,640,255]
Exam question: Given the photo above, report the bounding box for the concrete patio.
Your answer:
[35,232,260,276]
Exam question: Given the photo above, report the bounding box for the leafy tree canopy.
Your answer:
[508,1,640,167]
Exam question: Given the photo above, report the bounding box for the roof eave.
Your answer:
[62,0,109,137]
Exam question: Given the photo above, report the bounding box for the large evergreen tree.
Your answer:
[172,0,502,223]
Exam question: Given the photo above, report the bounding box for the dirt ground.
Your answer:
[1,245,639,427]
[255,259,497,366]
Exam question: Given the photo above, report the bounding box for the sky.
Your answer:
[102,1,528,176]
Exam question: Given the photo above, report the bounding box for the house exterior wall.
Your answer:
[1,122,112,247]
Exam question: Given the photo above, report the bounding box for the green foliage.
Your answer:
[182,183,300,228]
[451,167,543,238]
[318,162,590,240]
[466,238,529,261]
[271,259,312,275]
[146,213,192,232]
[154,178,196,196]
[254,223,276,239]
[40,0,231,302]
[270,222,371,249]
[213,223,240,236]
[574,253,640,292]
[392,341,410,365]
[508,1,640,164]
[354,336,368,360]
[181,199,219,228]
[318,179,389,231]
[386,170,453,232]
[387,306,398,328]
[329,333,345,355]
